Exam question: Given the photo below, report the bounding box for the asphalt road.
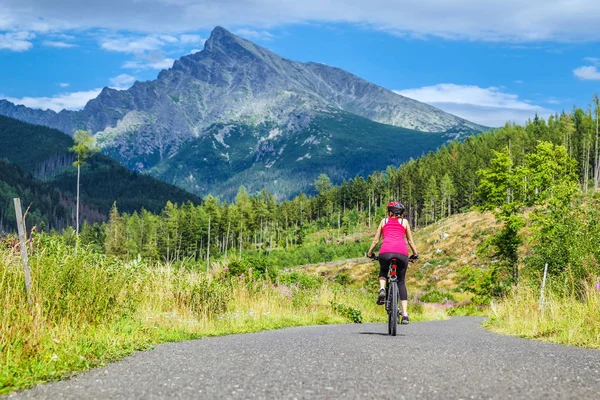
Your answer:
[10,317,600,399]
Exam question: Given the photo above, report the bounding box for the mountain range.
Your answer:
[0,26,487,199]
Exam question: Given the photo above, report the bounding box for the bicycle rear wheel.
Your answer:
[389,282,398,336]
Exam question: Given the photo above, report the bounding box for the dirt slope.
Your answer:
[300,211,499,290]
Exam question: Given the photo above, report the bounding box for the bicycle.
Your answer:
[368,253,418,336]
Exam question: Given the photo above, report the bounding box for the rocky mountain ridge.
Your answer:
[0,26,487,198]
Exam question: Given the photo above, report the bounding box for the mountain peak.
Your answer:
[204,26,244,52]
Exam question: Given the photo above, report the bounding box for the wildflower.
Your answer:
[595,283,600,291]
[51,354,58,361]
[224,267,229,271]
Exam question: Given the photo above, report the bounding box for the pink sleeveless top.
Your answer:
[379,218,409,255]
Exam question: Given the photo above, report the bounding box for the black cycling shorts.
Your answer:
[378,253,409,280]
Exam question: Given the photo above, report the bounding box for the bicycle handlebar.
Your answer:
[365,253,419,263]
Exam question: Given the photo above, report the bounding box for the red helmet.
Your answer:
[387,201,405,216]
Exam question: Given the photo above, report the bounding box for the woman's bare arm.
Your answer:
[367,219,385,257]
[404,221,418,256]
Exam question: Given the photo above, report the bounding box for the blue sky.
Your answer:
[1,0,599,127]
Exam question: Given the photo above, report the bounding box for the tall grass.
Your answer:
[0,234,441,394]
[486,280,600,348]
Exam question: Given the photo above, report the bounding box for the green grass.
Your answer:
[486,281,600,348]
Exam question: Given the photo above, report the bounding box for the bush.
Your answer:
[333,272,354,286]
[456,266,509,305]
[331,302,363,323]
[226,258,251,277]
[225,256,278,280]
[278,271,324,289]
[418,289,457,303]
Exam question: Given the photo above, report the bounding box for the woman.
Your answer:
[367,201,419,324]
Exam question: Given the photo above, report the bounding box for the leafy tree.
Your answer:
[314,174,332,193]
[477,147,524,286]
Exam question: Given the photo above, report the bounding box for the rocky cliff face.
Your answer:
[0,26,487,198]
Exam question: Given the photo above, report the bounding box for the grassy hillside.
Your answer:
[297,210,498,290]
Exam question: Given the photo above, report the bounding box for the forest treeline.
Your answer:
[75,97,599,265]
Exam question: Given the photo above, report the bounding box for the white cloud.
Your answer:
[583,57,599,64]
[100,35,166,53]
[180,34,204,44]
[190,48,202,54]
[2,0,600,42]
[395,84,550,127]
[123,58,175,70]
[150,58,175,69]
[100,33,202,55]
[109,74,136,89]
[42,40,77,48]
[1,88,102,112]
[159,35,179,43]
[545,98,561,105]
[573,66,600,80]
[0,31,34,51]
[235,29,275,41]
[58,83,70,88]
[52,33,76,41]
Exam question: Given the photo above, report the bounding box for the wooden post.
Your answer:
[13,198,33,305]
[539,263,548,314]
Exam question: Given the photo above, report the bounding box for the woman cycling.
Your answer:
[367,201,419,324]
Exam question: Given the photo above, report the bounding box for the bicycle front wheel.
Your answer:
[389,282,398,336]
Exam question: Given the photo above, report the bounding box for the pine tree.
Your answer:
[439,173,457,217]
[104,202,126,258]
[422,176,439,224]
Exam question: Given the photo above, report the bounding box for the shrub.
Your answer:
[333,272,354,286]
[330,302,363,323]
[278,271,324,289]
[456,266,509,305]
[418,289,457,303]
[226,258,251,277]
